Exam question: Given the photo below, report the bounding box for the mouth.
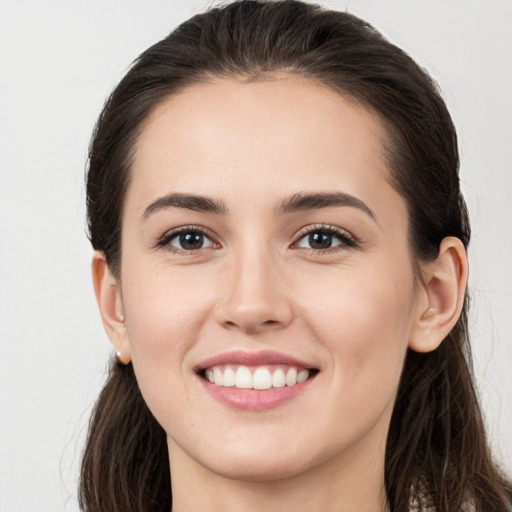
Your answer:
[195,351,319,408]
[199,364,318,390]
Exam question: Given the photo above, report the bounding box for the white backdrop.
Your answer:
[1,1,511,510]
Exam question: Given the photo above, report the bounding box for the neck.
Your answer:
[168,436,389,512]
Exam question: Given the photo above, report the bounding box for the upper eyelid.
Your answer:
[292,224,356,241]
[157,225,219,247]
[290,225,360,252]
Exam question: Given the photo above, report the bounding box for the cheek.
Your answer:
[121,261,215,367]
[298,263,416,405]
[119,264,217,432]
[301,258,415,338]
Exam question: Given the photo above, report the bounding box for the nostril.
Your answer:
[221,317,284,333]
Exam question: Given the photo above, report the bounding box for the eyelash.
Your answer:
[292,224,359,253]
[156,224,358,255]
[156,225,219,255]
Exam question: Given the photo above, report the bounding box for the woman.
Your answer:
[80,1,512,511]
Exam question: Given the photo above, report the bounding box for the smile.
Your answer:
[196,351,319,410]
[204,364,311,389]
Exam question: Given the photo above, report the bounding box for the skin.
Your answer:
[93,76,468,512]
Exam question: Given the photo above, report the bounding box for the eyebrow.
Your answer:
[278,192,376,220]
[141,192,228,220]
[141,191,375,221]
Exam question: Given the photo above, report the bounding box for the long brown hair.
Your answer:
[80,1,512,511]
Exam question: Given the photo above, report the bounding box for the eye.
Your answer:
[294,225,357,251]
[158,227,216,252]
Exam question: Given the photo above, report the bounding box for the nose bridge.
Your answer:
[215,237,292,332]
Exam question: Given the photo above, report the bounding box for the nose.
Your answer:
[214,248,293,334]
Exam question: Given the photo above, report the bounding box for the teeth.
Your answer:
[272,368,286,388]
[297,369,309,383]
[213,367,223,386]
[285,367,297,386]
[223,367,235,387]
[235,366,252,389]
[253,368,272,390]
[204,365,311,390]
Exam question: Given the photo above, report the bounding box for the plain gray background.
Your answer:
[1,1,511,510]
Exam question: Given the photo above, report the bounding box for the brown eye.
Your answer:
[167,230,214,251]
[308,232,334,249]
[295,226,356,251]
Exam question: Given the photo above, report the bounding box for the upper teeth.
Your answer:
[205,365,310,390]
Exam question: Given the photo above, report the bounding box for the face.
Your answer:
[117,77,423,482]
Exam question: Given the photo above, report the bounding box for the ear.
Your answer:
[91,251,131,364]
[409,237,468,353]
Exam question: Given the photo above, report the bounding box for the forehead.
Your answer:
[127,76,403,224]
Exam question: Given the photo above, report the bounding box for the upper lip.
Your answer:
[195,350,317,372]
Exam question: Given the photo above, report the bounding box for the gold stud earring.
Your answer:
[115,350,123,364]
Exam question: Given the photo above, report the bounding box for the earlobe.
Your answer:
[409,237,468,353]
[91,251,131,364]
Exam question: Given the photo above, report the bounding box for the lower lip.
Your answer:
[198,375,315,410]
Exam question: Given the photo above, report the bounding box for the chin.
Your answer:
[174,427,336,483]
[205,451,315,483]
